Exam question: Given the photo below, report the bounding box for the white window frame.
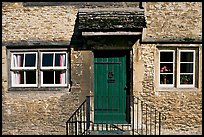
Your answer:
[158,49,196,89]
[40,52,68,87]
[178,50,195,88]
[159,50,175,88]
[11,52,38,87]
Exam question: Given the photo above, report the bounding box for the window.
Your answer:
[11,52,37,87]
[178,50,195,88]
[159,49,196,88]
[159,50,175,88]
[10,51,69,88]
[41,52,67,87]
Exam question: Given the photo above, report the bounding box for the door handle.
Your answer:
[124,85,128,90]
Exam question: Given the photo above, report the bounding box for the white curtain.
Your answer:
[60,54,66,84]
[13,54,22,84]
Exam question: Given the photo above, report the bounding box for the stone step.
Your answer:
[89,130,130,135]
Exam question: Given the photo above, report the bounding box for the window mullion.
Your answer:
[193,50,195,87]
[24,71,26,84]
[53,53,55,84]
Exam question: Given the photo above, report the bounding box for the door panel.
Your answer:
[94,51,127,124]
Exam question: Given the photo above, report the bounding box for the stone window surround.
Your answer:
[7,47,71,91]
[155,45,200,92]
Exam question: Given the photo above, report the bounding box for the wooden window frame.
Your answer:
[11,52,38,87]
[159,50,175,88]
[158,48,197,89]
[8,49,70,90]
[178,50,195,88]
[40,52,68,87]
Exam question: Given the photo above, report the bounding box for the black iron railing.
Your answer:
[66,96,166,135]
[132,96,166,135]
[66,99,88,135]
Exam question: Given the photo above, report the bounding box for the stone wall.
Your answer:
[133,2,202,135]
[2,2,83,135]
[2,2,202,135]
[133,42,202,135]
[143,2,202,42]
[2,2,78,42]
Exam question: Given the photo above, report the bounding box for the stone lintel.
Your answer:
[141,37,202,44]
[3,40,71,48]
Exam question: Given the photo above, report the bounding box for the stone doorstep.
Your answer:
[89,130,131,135]
[86,123,132,135]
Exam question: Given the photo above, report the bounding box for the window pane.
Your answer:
[55,70,66,84]
[180,74,193,84]
[180,52,193,62]
[55,53,66,67]
[160,63,173,73]
[160,52,173,62]
[43,71,54,84]
[180,63,193,73]
[42,53,53,67]
[160,74,173,84]
[13,71,24,84]
[13,54,24,67]
[26,71,36,84]
[25,54,36,67]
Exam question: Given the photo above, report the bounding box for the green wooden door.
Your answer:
[94,51,128,124]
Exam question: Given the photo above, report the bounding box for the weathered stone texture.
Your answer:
[2,2,202,135]
[2,88,81,135]
[143,91,202,135]
[133,43,202,135]
[78,8,146,31]
[2,2,78,42]
[143,2,202,41]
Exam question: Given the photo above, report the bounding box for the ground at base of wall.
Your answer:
[161,128,202,135]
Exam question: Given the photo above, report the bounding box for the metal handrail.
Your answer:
[66,95,166,135]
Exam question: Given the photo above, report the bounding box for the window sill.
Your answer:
[8,86,71,92]
[156,87,199,92]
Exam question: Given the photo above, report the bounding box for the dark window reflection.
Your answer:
[43,71,54,84]
[180,52,193,62]
[26,71,36,84]
[25,54,36,67]
[55,71,61,84]
[160,52,173,62]
[180,63,193,73]
[42,54,53,66]
[19,71,24,84]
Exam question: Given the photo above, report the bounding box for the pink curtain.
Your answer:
[59,54,65,84]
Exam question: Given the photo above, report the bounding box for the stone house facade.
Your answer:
[2,2,202,135]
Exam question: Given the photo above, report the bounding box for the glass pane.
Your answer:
[180,74,193,84]
[160,63,173,73]
[160,52,173,62]
[43,71,54,84]
[13,54,24,67]
[180,52,193,62]
[25,54,36,67]
[160,74,173,84]
[19,71,24,84]
[55,71,66,84]
[42,53,53,67]
[180,63,193,73]
[13,71,24,84]
[26,71,36,84]
[55,53,66,67]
